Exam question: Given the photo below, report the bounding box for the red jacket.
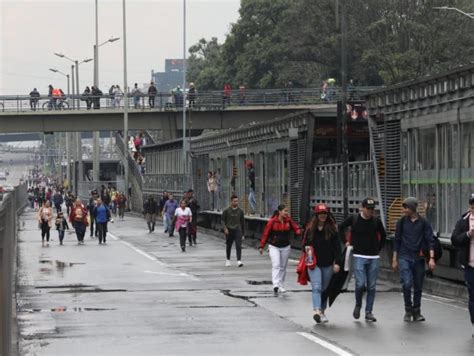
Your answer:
[260,216,301,248]
[69,203,88,225]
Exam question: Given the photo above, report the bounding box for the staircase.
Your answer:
[387,198,403,233]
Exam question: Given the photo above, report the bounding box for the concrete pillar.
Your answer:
[93,131,100,181]
[76,132,83,190]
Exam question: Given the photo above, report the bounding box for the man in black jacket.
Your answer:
[148,82,157,109]
[143,196,158,233]
[451,194,474,337]
[339,198,386,322]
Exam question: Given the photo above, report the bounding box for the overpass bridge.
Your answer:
[0,87,372,133]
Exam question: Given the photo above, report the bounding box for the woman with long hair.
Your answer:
[38,200,53,245]
[305,203,342,323]
[259,204,301,295]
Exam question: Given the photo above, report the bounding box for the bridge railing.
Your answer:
[0,87,377,113]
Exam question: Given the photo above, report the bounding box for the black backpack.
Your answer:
[398,216,442,261]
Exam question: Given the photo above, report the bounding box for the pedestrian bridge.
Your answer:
[0,87,371,133]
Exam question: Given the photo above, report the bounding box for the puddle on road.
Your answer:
[38,260,85,276]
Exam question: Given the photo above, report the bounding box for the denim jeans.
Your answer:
[308,266,333,310]
[353,256,379,313]
[465,266,474,324]
[248,189,257,213]
[399,258,425,309]
[58,230,65,243]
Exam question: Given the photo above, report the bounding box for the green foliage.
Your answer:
[188,0,474,89]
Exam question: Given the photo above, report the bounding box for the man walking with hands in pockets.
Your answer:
[222,195,245,267]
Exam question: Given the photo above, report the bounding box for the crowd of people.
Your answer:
[128,132,146,174]
[27,175,474,336]
[31,182,127,246]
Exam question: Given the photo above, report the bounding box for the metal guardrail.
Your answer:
[0,87,377,113]
[0,184,27,356]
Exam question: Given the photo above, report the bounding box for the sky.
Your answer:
[0,0,240,95]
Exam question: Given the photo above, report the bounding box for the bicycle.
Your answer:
[42,99,70,111]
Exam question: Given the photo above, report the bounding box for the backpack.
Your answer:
[398,216,442,261]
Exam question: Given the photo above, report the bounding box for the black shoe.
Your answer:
[273,287,279,296]
[365,313,377,322]
[404,307,413,322]
[164,229,168,233]
[412,308,425,322]
[353,305,361,320]
[181,247,185,252]
[313,313,321,324]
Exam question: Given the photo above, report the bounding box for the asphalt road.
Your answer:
[16,209,474,356]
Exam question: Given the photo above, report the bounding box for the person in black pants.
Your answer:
[148,81,157,108]
[88,191,98,238]
[222,195,245,267]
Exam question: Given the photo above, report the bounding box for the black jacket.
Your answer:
[143,199,158,214]
[451,212,472,267]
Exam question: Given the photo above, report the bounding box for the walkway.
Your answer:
[16,209,474,355]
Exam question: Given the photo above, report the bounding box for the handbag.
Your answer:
[296,229,317,285]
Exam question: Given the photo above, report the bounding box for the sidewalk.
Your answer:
[16,209,474,355]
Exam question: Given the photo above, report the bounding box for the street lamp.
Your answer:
[122,0,129,203]
[93,37,120,88]
[49,68,70,96]
[433,6,474,19]
[54,53,93,105]
[182,0,187,175]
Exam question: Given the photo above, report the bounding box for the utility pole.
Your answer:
[93,0,100,182]
[340,0,349,218]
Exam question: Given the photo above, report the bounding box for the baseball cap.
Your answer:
[314,203,329,214]
[362,198,376,209]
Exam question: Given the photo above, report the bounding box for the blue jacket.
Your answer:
[394,216,435,261]
[93,204,109,223]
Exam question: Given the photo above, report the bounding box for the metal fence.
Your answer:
[0,87,377,113]
[77,181,125,202]
[0,184,27,356]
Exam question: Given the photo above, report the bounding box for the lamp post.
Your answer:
[122,0,129,203]
[93,2,120,182]
[54,53,92,189]
[182,0,187,175]
[49,68,71,185]
[433,6,474,19]
[49,68,70,95]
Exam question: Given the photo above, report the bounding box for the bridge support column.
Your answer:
[76,132,83,187]
[93,131,100,181]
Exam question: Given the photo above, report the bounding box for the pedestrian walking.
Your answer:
[163,194,178,236]
[174,200,193,252]
[304,204,342,323]
[132,83,142,109]
[55,212,69,245]
[222,83,231,107]
[143,196,158,233]
[259,204,301,295]
[159,191,169,215]
[188,82,196,108]
[52,190,63,213]
[38,201,53,245]
[82,86,92,110]
[339,198,386,322]
[87,191,98,238]
[207,172,216,210]
[148,81,157,108]
[222,195,245,267]
[185,190,200,244]
[69,198,88,244]
[29,88,40,111]
[92,197,111,244]
[116,192,127,220]
[246,160,257,214]
[451,193,474,337]
[392,197,436,322]
[113,85,123,108]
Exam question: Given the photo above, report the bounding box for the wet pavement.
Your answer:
[16,208,474,355]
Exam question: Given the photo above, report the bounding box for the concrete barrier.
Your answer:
[0,185,27,356]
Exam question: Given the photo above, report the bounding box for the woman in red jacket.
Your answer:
[259,204,301,295]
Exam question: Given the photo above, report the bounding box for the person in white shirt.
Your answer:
[174,200,193,252]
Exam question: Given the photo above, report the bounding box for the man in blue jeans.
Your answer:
[339,198,386,322]
[392,197,436,322]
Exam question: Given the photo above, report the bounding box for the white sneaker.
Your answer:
[237,261,243,267]
[321,314,328,323]
[225,260,231,267]
[279,287,287,293]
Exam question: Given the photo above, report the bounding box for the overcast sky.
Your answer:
[0,0,240,95]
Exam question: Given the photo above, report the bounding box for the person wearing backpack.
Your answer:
[339,198,386,322]
[451,194,474,338]
[392,197,436,322]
